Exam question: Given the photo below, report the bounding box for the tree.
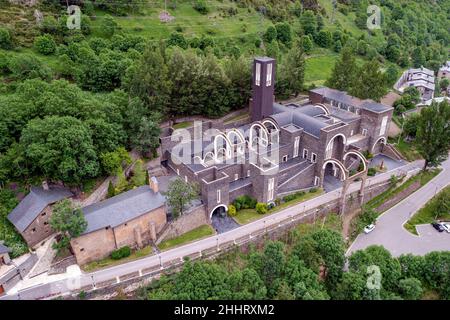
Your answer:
[350,59,387,101]
[130,159,146,187]
[315,30,332,48]
[0,27,13,50]
[415,101,450,170]
[275,23,292,47]
[34,34,57,55]
[20,116,99,184]
[300,35,313,54]
[412,47,426,68]
[300,10,317,37]
[100,147,131,175]
[334,271,367,300]
[263,26,277,43]
[132,114,162,157]
[50,199,87,252]
[167,32,188,49]
[403,87,421,104]
[385,64,400,87]
[439,78,449,91]
[325,46,358,92]
[100,15,118,38]
[166,178,198,218]
[260,241,285,297]
[277,43,305,98]
[398,278,423,300]
[8,54,52,81]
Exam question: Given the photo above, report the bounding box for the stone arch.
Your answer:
[322,159,347,181]
[325,133,347,160]
[210,204,228,218]
[314,103,330,115]
[371,136,387,153]
[343,150,368,173]
[248,122,269,150]
[226,129,246,155]
[214,133,232,162]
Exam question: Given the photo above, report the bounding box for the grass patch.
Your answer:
[296,211,342,235]
[365,169,441,211]
[82,245,154,272]
[404,185,450,235]
[305,54,338,86]
[172,121,193,129]
[223,112,249,124]
[233,189,324,225]
[392,138,422,162]
[158,225,214,251]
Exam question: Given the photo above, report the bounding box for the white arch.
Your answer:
[314,103,330,115]
[248,122,269,150]
[203,151,215,165]
[325,133,347,159]
[261,119,280,131]
[371,136,387,153]
[343,150,368,173]
[214,134,232,162]
[226,129,245,145]
[210,204,228,218]
[322,159,347,181]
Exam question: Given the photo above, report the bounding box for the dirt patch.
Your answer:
[374,181,420,212]
[342,209,361,242]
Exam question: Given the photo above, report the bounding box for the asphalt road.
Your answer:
[2,160,423,300]
[347,157,450,257]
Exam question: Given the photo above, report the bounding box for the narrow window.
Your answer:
[314,176,320,186]
[362,128,368,136]
[217,190,221,204]
[247,169,251,177]
[293,136,300,158]
[266,63,272,86]
[267,178,275,202]
[255,63,261,86]
[184,175,188,183]
[303,148,308,159]
[282,155,288,162]
[379,116,388,136]
[234,173,239,181]
[312,153,317,163]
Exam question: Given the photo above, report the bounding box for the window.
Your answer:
[350,130,354,136]
[311,153,317,163]
[31,228,36,233]
[293,136,300,158]
[217,190,221,204]
[255,63,261,86]
[234,173,239,181]
[379,116,388,136]
[362,128,368,136]
[80,248,85,252]
[247,169,251,177]
[266,63,272,86]
[303,148,308,159]
[282,155,288,162]
[176,168,180,175]
[184,175,188,183]
[267,178,275,202]
[44,222,48,226]
[314,176,320,186]
[41,212,46,217]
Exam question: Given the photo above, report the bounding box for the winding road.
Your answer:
[347,157,450,257]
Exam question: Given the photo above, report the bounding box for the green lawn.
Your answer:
[296,211,342,235]
[158,225,215,251]
[392,138,422,162]
[365,168,441,211]
[305,53,339,86]
[404,185,450,235]
[172,121,193,129]
[233,189,324,225]
[224,112,249,124]
[82,245,154,272]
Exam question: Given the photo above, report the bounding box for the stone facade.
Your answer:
[71,206,166,265]
[160,57,394,218]
[21,205,54,248]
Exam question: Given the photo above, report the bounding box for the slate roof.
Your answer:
[8,186,73,233]
[81,185,166,235]
[0,243,11,254]
[361,101,392,113]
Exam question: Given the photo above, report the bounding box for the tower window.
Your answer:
[255,63,261,86]
[217,190,221,204]
[266,63,272,86]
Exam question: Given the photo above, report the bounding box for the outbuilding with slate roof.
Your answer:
[7,184,73,247]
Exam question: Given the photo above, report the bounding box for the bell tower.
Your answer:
[250,57,276,122]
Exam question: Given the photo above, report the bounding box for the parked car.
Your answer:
[441,223,450,233]
[431,222,445,232]
[364,224,376,234]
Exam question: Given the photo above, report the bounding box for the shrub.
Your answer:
[228,204,237,217]
[233,195,257,210]
[0,27,13,50]
[368,168,377,176]
[34,34,57,55]
[193,0,209,15]
[8,54,51,80]
[256,202,268,215]
[309,187,318,193]
[390,175,399,187]
[110,246,131,260]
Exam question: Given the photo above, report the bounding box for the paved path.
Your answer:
[1,160,423,300]
[347,157,450,258]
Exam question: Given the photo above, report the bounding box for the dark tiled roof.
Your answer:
[361,101,392,113]
[0,243,11,254]
[81,185,165,235]
[8,186,73,233]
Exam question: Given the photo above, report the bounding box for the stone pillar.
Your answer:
[134,227,143,248]
[339,180,350,215]
[149,222,157,241]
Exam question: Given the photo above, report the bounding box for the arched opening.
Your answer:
[371,137,387,154]
[322,160,346,192]
[210,204,239,234]
[262,119,280,145]
[249,123,269,150]
[314,103,330,115]
[325,134,347,160]
[343,150,368,176]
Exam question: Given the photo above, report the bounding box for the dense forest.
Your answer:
[137,226,450,300]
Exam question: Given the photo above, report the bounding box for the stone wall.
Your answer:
[22,205,55,248]
[156,205,208,245]
[0,253,37,294]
